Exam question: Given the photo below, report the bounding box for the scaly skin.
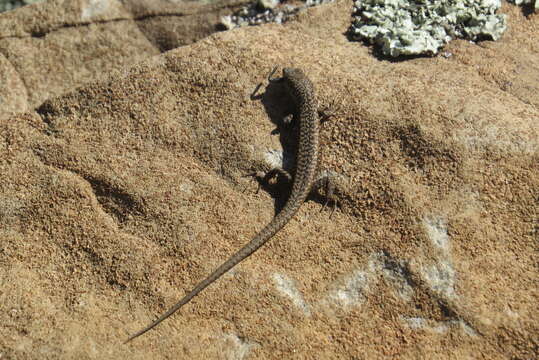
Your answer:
[126,68,320,342]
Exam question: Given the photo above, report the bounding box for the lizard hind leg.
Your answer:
[318,108,334,125]
[243,167,293,194]
[311,173,338,218]
[260,167,293,187]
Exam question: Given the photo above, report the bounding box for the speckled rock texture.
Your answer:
[0,0,247,118]
[0,0,537,359]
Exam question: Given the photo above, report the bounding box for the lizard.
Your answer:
[126,67,330,342]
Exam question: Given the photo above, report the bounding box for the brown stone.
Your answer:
[0,0,537,358]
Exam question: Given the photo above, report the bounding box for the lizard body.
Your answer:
[126,68,320,342]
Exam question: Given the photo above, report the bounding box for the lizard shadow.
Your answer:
[250,77,332,215]
[249,78,297,213]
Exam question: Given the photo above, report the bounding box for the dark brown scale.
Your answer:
[126,68,320,342]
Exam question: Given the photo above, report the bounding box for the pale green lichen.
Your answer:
[221,0,333,29]
[350,0,507,57]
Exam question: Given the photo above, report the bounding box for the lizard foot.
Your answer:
[311,172,339,218]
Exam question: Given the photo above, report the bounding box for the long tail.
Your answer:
[125,204,299,343]
[125,251,241,343]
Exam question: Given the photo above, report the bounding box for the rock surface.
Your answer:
[0,0,247,118]
[0,0,537,359]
